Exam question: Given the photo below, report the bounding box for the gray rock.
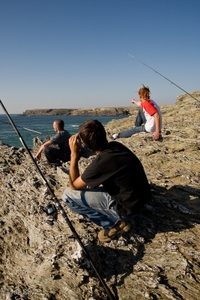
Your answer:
[0,91,200,299]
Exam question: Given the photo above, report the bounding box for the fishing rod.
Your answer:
[0,119,49,136]
[127,53,200,104]
[0,99,116,300]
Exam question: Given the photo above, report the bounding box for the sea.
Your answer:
[0,114,125,148]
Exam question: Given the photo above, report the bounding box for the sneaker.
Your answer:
[112,133,119,140]
[98,221,131,243]
[108,133,119,140]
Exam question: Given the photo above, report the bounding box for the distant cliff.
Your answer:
[22,106,137,116]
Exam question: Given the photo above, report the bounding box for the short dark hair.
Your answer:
[79,120,108,152]
[54,119,64,130]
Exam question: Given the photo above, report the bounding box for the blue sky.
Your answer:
[0,0,200,113]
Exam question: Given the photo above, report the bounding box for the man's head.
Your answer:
[53,119,64,132]
[79,120,108,152]
[138,85,150,101]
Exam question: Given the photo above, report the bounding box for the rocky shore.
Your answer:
[22,106,137,117]
[0,91,200,300]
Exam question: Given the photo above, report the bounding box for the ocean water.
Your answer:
[0,114,125,148]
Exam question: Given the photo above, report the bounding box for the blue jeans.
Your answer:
[118,125,146,138]
[135,108,146,126]
[118,108,147,138]
[62,186,133,229]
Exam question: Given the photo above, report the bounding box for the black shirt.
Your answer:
[81,141,151,216]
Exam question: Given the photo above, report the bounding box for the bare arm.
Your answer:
[69,134,87,190]
[152,112,160,140]
[131,99,142,107]
[35,140,52,160]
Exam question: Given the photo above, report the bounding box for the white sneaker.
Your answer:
[108,132,119,140]
[112,133,119,140]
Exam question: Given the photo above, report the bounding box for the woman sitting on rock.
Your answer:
[110,85,162,140]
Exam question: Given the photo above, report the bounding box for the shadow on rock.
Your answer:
[134,183,200,238]
[80,183,200,287]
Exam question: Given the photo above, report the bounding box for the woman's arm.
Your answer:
[152,112,160,140]
[132,99,142,106]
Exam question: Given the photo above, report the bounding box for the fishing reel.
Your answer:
[46,203,56,215]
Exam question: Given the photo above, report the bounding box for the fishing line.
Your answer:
[127,53,200,104]
[0,119,50,136]
[0,99,116,300]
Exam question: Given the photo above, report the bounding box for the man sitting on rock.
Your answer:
[35,119,71,166]
[62,119,151,242]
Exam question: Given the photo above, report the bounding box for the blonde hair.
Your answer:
[138,85,150,99]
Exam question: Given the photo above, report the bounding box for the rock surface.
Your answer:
[22,106,136,117]
[0,91,200,300]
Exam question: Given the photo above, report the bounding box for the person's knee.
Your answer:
[62,187,71,202]
[62,187,79,206]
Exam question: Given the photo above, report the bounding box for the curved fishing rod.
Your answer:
[127,53,200,104]
[0,119,50,136]
[0,99,117,300]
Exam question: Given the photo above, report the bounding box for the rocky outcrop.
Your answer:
[0,91,200,300]
[22,106,137,116]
